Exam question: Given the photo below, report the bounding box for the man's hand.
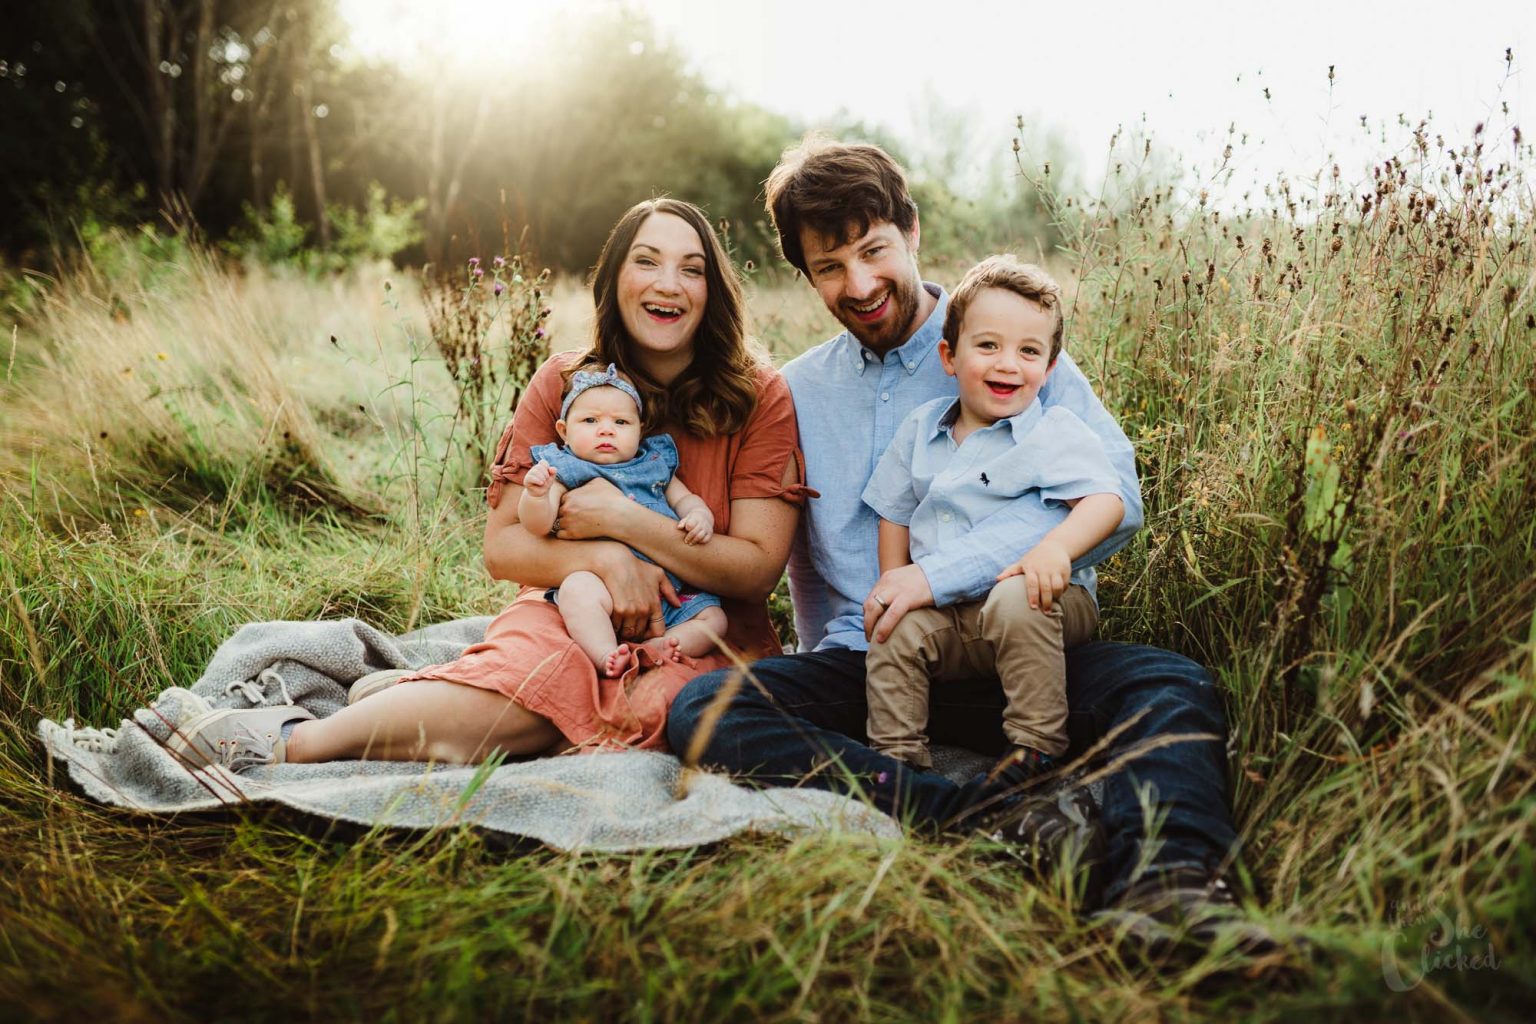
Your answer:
[676,507,714,545]
[523,459,557,497]
[555,476,633,540]
[997,537,1071,611]
[862,562,934,644]
[597,548,682,641]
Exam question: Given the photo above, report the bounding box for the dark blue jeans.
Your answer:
[667,642,1238,904]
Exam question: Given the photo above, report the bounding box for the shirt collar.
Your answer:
[931,396,1045,443]
[846,283,948,376]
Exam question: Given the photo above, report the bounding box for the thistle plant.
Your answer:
[1016,92,1536,751]
[423,252,552,492]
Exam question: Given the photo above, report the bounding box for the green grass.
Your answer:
[3,117,1536,1019]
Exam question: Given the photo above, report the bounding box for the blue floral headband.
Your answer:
[560,363,644,421]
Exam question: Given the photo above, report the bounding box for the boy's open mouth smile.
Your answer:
[985,381,1022,397]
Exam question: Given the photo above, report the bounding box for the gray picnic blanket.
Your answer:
[36,617,905,850]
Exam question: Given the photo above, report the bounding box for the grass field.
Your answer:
[2,122,1534,1020]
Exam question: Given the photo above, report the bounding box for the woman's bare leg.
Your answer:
[284,680,565,764]
[555,571,622,672]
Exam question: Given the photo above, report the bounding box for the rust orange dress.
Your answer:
[404,351,808,751]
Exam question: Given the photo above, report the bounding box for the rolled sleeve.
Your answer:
[1032,410,1124,506]
[486,355,572,509]
[860,443,917,527]
[728,368,815,506]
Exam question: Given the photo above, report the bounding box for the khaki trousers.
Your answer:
[864,578,1098,768]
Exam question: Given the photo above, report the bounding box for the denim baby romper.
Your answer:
[531,436,723,629]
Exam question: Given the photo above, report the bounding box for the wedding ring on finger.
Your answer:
[873,594,889,610]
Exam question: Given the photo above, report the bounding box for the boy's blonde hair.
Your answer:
[942,255,1065,362]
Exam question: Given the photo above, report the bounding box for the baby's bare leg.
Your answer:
[557,571,623,673]
[647,605,728,662]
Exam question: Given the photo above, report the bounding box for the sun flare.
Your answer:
[338,0,575,69]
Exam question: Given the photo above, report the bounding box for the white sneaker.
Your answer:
[165,705,315,773]
[347,668,413,705]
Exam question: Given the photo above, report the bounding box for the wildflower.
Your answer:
[473,266,484,278]
[156,351,168,361]
[468,256,480,266]
[493,281,505,296]
[493,255,506,268]
[134,508,146,517]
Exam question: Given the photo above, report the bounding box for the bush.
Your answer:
[226,181,424,273]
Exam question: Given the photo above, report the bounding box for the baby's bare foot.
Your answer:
[602,643,634,677]
[639,635,683,664]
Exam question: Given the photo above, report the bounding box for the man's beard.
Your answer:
[840,272,922,352]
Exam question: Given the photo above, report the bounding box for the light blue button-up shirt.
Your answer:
[781,283,1143,653]
[861,396,1122,598]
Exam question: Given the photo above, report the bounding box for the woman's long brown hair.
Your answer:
[578,197,760,437]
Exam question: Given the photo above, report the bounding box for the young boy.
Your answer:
[860,255,1132,776]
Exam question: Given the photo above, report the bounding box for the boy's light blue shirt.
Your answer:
[781,283,1143,653]
[861,397,1122,597]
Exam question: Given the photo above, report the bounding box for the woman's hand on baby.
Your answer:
[598,548,681,640]
[555,477,631,540]
[676,508,714,545]
[523,460,557,497]
[997,538,1071,611]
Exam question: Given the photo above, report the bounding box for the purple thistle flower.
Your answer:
[493,255,506,268]
[473,266,484,277]
[468,256,480,266]
[493,281,505,296]
[534,327,546,339]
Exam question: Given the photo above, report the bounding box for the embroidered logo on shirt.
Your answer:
[980,472,990,486]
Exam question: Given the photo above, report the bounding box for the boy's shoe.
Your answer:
[975,787,1106,904]
[348,668,414,705]
[988,744,1059,793]
[1093,867,1281,959]
[164,705,315,773]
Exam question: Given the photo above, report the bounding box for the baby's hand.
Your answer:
[677,507,714,545]
[997,538,1071,611]
[523,460,557,497]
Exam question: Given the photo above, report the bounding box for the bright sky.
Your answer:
[341,0,1533,194]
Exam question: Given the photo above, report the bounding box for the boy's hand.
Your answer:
[523,460,557,497]
[862,563,934,644]
[997,538,1071,611]
[676,507,714,545]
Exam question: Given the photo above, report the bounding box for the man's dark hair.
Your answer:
[763,134,919,278]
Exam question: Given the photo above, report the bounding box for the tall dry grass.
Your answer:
[1,112,1533,1018]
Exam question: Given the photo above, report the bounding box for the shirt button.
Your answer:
[906,362,915,370]
[940,512,952,522]
[881,392,890,401]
